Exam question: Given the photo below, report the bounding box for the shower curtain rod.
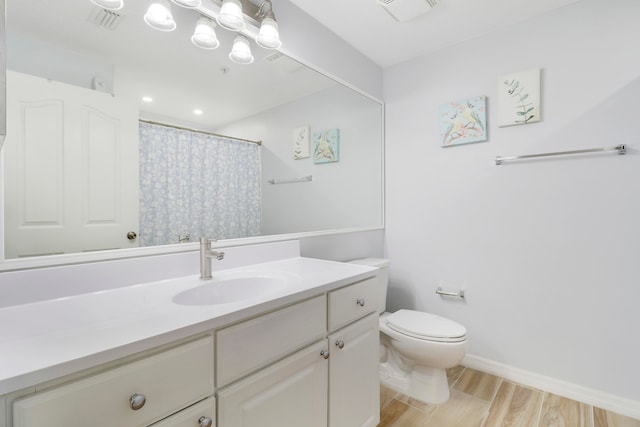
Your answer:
[139,119,262,146]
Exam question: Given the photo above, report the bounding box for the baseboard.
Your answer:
[463,354,640,421]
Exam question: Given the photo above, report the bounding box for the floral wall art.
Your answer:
[498,68,541,127]
[292,125,310,159]
[313,128,340,163]
[439,96,487,147]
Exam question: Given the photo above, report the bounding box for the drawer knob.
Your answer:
[320,349,330,359]
[199,416,214,427]
[129,393,146,410]
[356,298,365,307]
[335,340,345,349]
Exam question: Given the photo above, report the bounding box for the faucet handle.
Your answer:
[215,251,225,261]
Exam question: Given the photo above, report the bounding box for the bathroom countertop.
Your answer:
[0,257,376,395]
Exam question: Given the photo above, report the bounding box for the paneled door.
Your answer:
[4,71,139,258]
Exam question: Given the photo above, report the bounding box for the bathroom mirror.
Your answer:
[1,0,383,265]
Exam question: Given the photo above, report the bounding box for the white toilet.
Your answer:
[349,258,467,405]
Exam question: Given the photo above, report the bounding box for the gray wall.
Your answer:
[384,0,640,403]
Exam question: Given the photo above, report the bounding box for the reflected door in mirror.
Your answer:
[4,71,140,258]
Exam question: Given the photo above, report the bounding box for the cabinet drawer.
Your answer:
[216,295,326,387]
[328,277,378,331]
[13,336,214,427]
[151,397,216,427]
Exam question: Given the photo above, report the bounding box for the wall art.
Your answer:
[313,128,340,164]
[439,96,488,147]
[498,68,541,127]
[292,125,310,159]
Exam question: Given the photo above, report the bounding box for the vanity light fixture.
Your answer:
[217,0,246,31]
[191,17,220,49]
[144,0,177,32]
[171,0,202,8]
[90,0,124,10]
[229,35,254,64]
[256,0,281,49]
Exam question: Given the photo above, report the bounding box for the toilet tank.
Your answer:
[348,258,391,313]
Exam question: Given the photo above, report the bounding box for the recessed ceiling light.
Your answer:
[142,96,154,103]
[194,109,203,115]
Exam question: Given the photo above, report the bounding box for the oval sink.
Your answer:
[172,276,288,306]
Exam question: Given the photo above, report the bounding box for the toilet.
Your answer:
[348,258,467,405]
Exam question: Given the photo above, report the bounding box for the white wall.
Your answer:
[216,85,383,236]
[384,0,640,406]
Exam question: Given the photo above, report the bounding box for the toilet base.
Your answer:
[380,363,451,405]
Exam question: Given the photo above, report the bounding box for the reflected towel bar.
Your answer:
[436,287,465,299]
[268,175,312,184]
[495,144,626,165]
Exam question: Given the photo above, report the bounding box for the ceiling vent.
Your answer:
[88,7,123,31]
[377,0,437,22]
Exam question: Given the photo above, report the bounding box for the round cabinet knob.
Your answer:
[320,349,330,359]
[356,298,365,307]
[129,393,146,410]
[127,231,138,241]
[199,416,213,427]
[335,340,345,349]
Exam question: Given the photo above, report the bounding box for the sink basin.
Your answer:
[172,274,289,306]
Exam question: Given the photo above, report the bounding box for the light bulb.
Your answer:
[217,0,246,31]
[256,16,281,49]
[144,0,176,32]
[229,35,254,65]
[192,17,220,49]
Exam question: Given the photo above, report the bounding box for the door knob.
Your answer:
[199,416,213,427]
[127,231,138,240]
[129,393,146,410]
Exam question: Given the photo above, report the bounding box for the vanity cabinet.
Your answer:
[12,337,214,427]
[217,277,380,427]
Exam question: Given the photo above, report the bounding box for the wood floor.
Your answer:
[379,366,640,427]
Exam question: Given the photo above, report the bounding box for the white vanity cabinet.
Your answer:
[217,277,380,427]
[327,278,380,427]
[12,337,214,427]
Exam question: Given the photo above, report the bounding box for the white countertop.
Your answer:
[0,257,376,395]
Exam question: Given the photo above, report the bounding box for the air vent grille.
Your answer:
[377,0,438,22]
[89,7,123,31]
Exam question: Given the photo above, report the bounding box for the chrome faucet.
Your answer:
[200,238,224,280]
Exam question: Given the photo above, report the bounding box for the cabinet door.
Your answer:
[218,341,328,427]
[329,313,380,427]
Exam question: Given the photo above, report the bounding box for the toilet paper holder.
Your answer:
[436,287,465,299]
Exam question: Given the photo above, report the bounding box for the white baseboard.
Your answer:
[463,354,640,421]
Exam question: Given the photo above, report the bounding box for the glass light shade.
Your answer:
[170,0,201,7]
[144,0,176,32]
[256,17,281,49]
[90,0,124,10]
[217,0,246,31]
[191,17,220,49]
[229,35,254,64]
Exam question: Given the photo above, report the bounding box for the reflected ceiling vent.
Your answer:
[377,0,437,22]
[88,7,123,31]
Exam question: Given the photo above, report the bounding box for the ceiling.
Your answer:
[288,0,583,68]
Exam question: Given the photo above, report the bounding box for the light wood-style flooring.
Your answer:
[379,366,640,427]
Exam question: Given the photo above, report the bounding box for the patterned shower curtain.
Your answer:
[138,122,262,246]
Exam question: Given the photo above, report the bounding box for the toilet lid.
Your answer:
[386,310,466,342]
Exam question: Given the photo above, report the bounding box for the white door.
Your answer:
[217,341,329,427]
[4,71,139,258]
[329,313,380,427]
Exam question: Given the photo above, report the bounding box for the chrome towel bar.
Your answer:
[268,175,312,184]
[436,287,465,299]
[495,144,626,165]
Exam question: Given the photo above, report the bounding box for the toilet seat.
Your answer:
[386,310,466,343]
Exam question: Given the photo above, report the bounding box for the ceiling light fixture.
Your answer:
[171,0,202,8]
[142,96,154,103]
[229,35,254,64]
[191,17,220,49]
[144,0,177,32]
[90,0,124,10]
[255,1,281,49]
[217,0,246,31]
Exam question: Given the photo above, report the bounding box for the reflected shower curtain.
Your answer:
[139,122,261,246]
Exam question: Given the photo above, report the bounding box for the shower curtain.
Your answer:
[139,121,261,246]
